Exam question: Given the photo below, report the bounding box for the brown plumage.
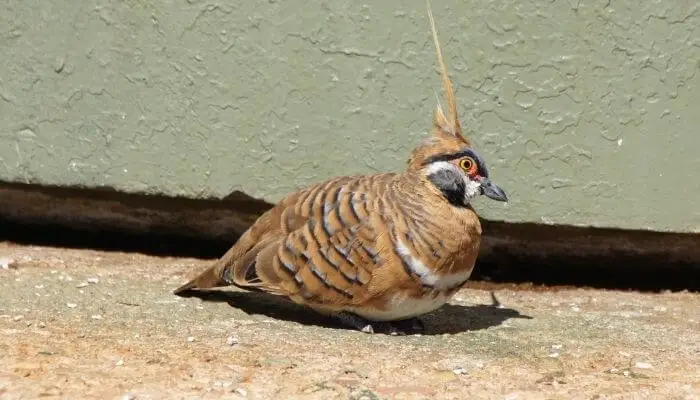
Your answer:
[173,1,508,334]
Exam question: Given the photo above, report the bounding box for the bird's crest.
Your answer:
[408,0,472,168]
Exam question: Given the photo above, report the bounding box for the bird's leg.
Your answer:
[335,312,424,335]
[392,316,426,333]
[335,311,380,333]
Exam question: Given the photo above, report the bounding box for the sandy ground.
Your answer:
[0,241,698,400]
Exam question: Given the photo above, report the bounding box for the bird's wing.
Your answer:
[173,174,396,308]
[236,174,398,309]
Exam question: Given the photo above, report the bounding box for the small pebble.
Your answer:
[0,258,16,269]
[13,315,24,321]
[66,303,78,308]
[552,344,563,350]
[76,282,89,288]
[635,361,652,369]
[548,352,560,358]
[187,336,195,343]
[226,336,239,346]
[235,388,247,397]
[452,367,467,375]
[122,393,135,400]
[87,277,99,284]
[91,315,103,320]
[116,359,124,366]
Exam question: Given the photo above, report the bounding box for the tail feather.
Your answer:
[172,234,283,296]
[172,230,258,295]
[172,262,228,295]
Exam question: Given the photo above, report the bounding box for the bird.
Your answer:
[173,1,508,335]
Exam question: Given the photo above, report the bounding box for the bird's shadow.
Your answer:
[177,289,532,335]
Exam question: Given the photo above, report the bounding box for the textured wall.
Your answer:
[0,0,698,232]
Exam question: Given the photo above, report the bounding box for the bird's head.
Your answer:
[407,1,507,207]
[420,147,507,206]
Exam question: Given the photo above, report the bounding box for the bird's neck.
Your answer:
[388,171,482,273]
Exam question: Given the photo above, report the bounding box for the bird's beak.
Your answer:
[480,178,508,202]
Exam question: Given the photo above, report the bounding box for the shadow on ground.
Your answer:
[176,289,532,335]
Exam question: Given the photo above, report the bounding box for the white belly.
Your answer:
[351,291,455,321]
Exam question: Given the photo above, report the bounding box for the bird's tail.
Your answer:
[172,230,256,295]
[172,261,230,295]
[172,231,281,296]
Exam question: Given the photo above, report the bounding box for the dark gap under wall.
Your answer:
[1,182,698,292]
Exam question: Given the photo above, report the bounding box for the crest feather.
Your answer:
[426,0,469,145]
[406,1,472,169]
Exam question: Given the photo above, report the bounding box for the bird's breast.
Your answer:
[394,236,475,291]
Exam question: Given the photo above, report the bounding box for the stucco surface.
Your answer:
[1,0,698,232]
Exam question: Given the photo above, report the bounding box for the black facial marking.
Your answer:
[427,168,467,207]
[423,148,489,178]
[422,149,471,164]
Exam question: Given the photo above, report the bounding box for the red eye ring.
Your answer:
[459,157,477,175]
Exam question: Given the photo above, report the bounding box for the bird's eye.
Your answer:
[459,157,477,175]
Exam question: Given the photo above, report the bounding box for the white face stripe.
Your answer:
[423,160,483,205]
[424,160,458,176]
[464,179,482,201]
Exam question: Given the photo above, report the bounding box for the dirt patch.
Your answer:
[1,242,698,399]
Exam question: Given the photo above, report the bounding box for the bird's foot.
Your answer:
[336,312,425,335]
[392,316,425,333]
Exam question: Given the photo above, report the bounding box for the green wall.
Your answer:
[1,0,698,232]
